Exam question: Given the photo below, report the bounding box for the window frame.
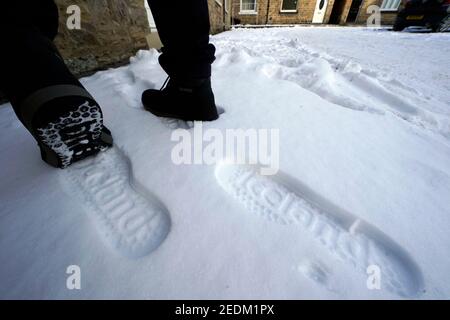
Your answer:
[280,0,299,13]
[380,0,401,12]
[240,0,258,15]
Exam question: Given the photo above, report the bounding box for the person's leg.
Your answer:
[0,1,112,168]
[147,0,216,80]
[142,0,219,121]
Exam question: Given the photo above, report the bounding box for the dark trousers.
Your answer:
[0,1,80,124]
[0,0,215,124]
[147,0,216,80]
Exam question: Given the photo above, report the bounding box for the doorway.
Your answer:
[346,0,363,23]
[312,0,329,24]
[329,0,348,24]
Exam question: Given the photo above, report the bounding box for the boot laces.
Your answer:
[160,76,170,90]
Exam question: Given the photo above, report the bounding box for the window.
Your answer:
[240,0,257,13]
[281,0,298,12]
[380,0,401,11]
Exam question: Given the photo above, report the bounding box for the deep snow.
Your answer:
[0,26,449,299]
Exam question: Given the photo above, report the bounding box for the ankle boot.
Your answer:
[141,77,219,121]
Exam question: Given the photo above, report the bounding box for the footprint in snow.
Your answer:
[60,147,171,259]
[215,163,424,298]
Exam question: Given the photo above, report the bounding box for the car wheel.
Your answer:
[436,15,450,32]
[393,22,406,31]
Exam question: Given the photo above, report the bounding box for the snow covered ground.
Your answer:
[1,26,449,299]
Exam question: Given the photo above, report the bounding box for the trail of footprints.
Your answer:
[61,147,170,259]
[61,144,423,296]
[216,38,449,139]
[215,163,424,298]
[69,68,422,295]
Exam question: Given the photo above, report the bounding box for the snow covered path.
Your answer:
[1,27,449,299]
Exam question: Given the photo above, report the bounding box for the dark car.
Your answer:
[393,0,449,32]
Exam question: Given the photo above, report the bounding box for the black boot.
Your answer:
[141,77,219,122]
[21,87,113,169]
[0,2,113,169]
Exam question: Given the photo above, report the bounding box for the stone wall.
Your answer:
[145,0,232,51]
[232,0,338,25]
[54,0,150,77]
[231,0,266,25]
[0,1,230,104]
[56,0,231,76]
[381,11,398,25]
[356,0,379,23]
[232,0,400,25]
[209,0,233,34]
